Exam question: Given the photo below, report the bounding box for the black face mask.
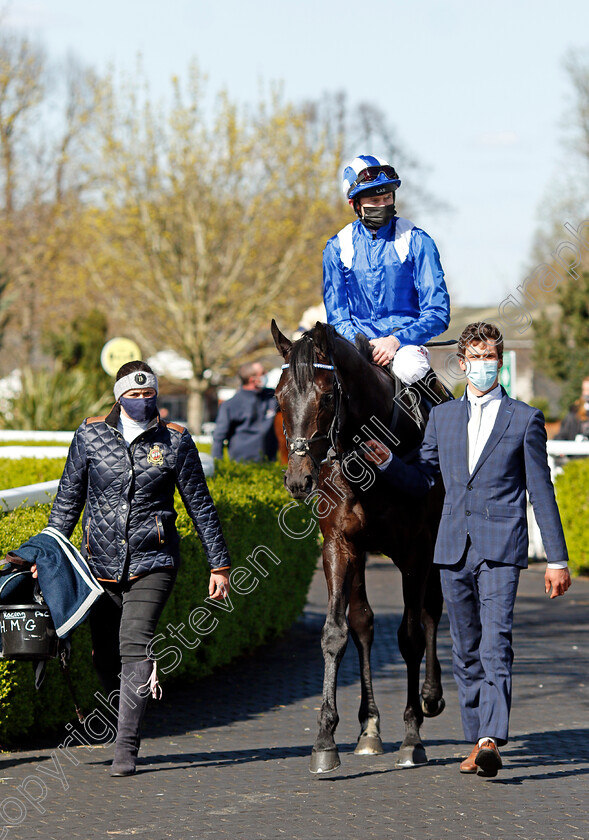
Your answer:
[360,203,396,231]
[119,395,158,422]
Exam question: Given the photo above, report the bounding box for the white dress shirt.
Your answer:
[466,383,503,473]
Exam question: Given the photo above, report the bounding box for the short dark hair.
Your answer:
[457,322,504,360]
[115,360,155,381]
[238,361,261,385]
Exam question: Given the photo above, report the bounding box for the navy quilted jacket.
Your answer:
[47,405,231,582]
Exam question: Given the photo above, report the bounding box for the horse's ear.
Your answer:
[314,321,335,359]
[271,319,292,359]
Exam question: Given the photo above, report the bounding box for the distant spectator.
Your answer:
[557,376,589,441]
[212,361,278,462]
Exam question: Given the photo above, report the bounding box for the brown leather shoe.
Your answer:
[459,743,480,773]
[475,739,502,777]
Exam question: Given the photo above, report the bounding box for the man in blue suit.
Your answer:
[364,321,571,777]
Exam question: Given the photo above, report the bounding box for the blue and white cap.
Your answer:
[342,155,401,199]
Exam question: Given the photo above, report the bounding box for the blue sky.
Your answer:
[5,0,588,310]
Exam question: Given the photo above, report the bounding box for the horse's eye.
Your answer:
[320,392,334,406]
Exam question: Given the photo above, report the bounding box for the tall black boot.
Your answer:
[93,652,122,720]
[93,655,121,698]
[110,660,155,777]
[414,368,453,416]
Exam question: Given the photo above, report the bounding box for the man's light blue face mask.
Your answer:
[465,359,499,392]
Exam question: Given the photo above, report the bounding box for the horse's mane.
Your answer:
[286,321,424,451]
[289,324,376,390]
[354,333,374,363]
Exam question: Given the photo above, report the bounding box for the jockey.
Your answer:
[323,154,451,401]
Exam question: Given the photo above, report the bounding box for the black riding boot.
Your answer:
[93,656,121,698]
[414,368,452,414]
[110,660,154,777]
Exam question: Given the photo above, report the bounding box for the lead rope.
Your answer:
[138,660,162,700]
[325,347,343,463]
[59,646,85,722]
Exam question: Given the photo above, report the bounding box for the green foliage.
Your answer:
[0,367,112,431]
[528,397,558,423]
[0,457,65,490]
[43,308,112,399]
[0,460,319,746]
[533,270,589,414]
[555,458,589,576]
[0,441,67,447]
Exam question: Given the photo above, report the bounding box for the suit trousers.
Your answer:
[439,542,520,745]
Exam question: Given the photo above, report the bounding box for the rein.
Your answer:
[280,362,343,468]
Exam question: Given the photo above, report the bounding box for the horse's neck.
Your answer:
[335,348,394,431]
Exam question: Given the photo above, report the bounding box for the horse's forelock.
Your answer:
[289,332,317,390]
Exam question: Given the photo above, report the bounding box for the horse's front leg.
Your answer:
[310,538,351,774]
[420,562,445,719]
[420,490,445,719]
[396,566,428,767]
[348,556,384,756]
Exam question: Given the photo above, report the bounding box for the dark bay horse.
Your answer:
[271,319,445,773]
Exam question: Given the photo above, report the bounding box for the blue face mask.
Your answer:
[119,395,158,422]
[466,359,499,392]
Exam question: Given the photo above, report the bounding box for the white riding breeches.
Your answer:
[391,345,431,385]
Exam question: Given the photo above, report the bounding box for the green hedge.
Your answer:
[0,441,68,447]
[0,460,319,747]
[555,458,589,576]
[0,458,65,491]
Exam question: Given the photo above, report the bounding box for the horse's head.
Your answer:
[271,319,341,499]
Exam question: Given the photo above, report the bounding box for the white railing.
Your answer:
[0,480,60,512]
[0,446,71,459]
[0,427,216,511]
[0,431,74,442]
[0,430,213,445]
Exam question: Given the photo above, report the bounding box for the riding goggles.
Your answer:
[348,166,398,193]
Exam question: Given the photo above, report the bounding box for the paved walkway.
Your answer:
[1,558,588,840]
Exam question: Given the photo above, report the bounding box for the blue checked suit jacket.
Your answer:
[382,387,568,567]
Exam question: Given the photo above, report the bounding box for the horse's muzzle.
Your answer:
[283,461,317,499]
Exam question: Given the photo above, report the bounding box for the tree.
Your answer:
[302,91,444,218]
[530,48,589,262]
[0,30,99,371]
[563,50,589,177]
[84,67,351,430]
[531,50,589,412]
[0,33,440,433]
[532,270,589,412]
[44,308,112,399]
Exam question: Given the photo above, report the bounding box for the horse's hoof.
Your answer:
[309,747,341,774]
[421,696,446,718]
[354,733,385,755]
[395,744,427,768]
